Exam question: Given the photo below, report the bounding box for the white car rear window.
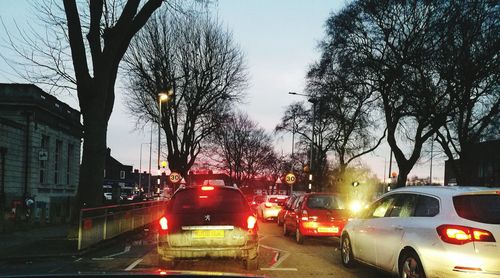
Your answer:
[453,194,500,224]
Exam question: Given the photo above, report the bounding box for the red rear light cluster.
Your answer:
[247,215,257,229]
[437,224,495,245]
[301,210,309,221]
[159,216,168,231]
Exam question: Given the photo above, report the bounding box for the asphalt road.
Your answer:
[0,221,392,277]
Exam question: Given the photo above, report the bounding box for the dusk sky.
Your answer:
[0,0,444,183]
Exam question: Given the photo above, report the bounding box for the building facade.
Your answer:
[103,148,135,200]
[0,84,81,223]
[444,139,500,186]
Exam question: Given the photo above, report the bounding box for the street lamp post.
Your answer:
[157,90,173,194]
[289,91,317,192]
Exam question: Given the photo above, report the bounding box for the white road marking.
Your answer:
[272,251,290,268]
[260,244,287,253]
[73,258,82,262]
[260,268,298,271]
[105,245,131,258]
[260,243,293,270]
[91,257,114,261]
[125,258,143,271]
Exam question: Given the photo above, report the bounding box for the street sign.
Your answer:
[285,173,296,185]
[169,172,181,183]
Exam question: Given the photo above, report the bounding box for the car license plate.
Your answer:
[318,227,338,233]
[192,230,225,238]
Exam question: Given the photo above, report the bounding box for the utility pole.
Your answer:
[148,126,152,196]
[430,136,434,184]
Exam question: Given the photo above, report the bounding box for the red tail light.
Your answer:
[437,225,495,245]
[159,216,168,231]
[247,215,257,229]
[252,201,256,205]
[201,186,214,191]
[264,202,272,208]
[301,210,309,221]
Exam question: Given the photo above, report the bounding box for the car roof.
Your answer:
[390,185,500,197]
[267,195,288,198]
[177,185,242,194]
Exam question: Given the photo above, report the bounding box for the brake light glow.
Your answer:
[247,215,257,229]
[453,266,483,272]
[437,225,495,245]
[201,186,214,191]
[159,216,168,231]
[301,210,309,221]
[264,202,272,208]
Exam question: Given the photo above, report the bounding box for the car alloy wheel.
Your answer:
[399,251,426,278]
[341,235,355,267]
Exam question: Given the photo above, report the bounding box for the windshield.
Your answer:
[0,0,498,277]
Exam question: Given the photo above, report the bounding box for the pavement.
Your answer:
[0,224,78,260]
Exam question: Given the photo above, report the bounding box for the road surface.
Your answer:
[0,221,391,277]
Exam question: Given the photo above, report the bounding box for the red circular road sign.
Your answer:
[169,172,182,183]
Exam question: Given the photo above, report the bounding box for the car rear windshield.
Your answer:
[306,195,345,210]
[171,188,248,213]
[453,194,500,224]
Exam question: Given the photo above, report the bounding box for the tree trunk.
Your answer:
[77,87,108,208]
[395,164,411,188]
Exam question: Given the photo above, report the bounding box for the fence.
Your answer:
[78,200,166,250]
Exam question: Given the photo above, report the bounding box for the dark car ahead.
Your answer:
[157,185,259,270]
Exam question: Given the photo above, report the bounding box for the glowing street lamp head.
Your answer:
[158,93,169,102]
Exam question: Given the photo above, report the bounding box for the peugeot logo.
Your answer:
[204,215,211,221]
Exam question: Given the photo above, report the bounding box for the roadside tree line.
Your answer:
[277,0,499,188]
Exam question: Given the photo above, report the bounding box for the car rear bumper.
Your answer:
[262,208,281,219]
[158,242,258,260]
[299,221,345,237]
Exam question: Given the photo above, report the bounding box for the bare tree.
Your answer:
[306,45,386,180]
[210,112,277,188]
[123,10,247,177]
[2,0,165,208]
[327,0,452,188]
[433,0,500,184]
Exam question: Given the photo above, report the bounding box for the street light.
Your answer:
[157,90,173,193]
[157,90,173,170]
[289,91,318,192]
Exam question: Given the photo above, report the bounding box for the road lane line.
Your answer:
[272,252,290,268]
[125,258,143,271]
[91,257,114,261]
[105,245,131,258]
[260,244,287,253]
[260,268,298,271]
[73,258,82,262]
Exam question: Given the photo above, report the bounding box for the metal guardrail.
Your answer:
[78,200,166,250]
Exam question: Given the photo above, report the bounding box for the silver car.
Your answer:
[340,186,500,278]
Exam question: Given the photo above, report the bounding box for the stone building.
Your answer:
[0,83,81,223]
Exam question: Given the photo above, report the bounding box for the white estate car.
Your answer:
[340,186,500,278]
